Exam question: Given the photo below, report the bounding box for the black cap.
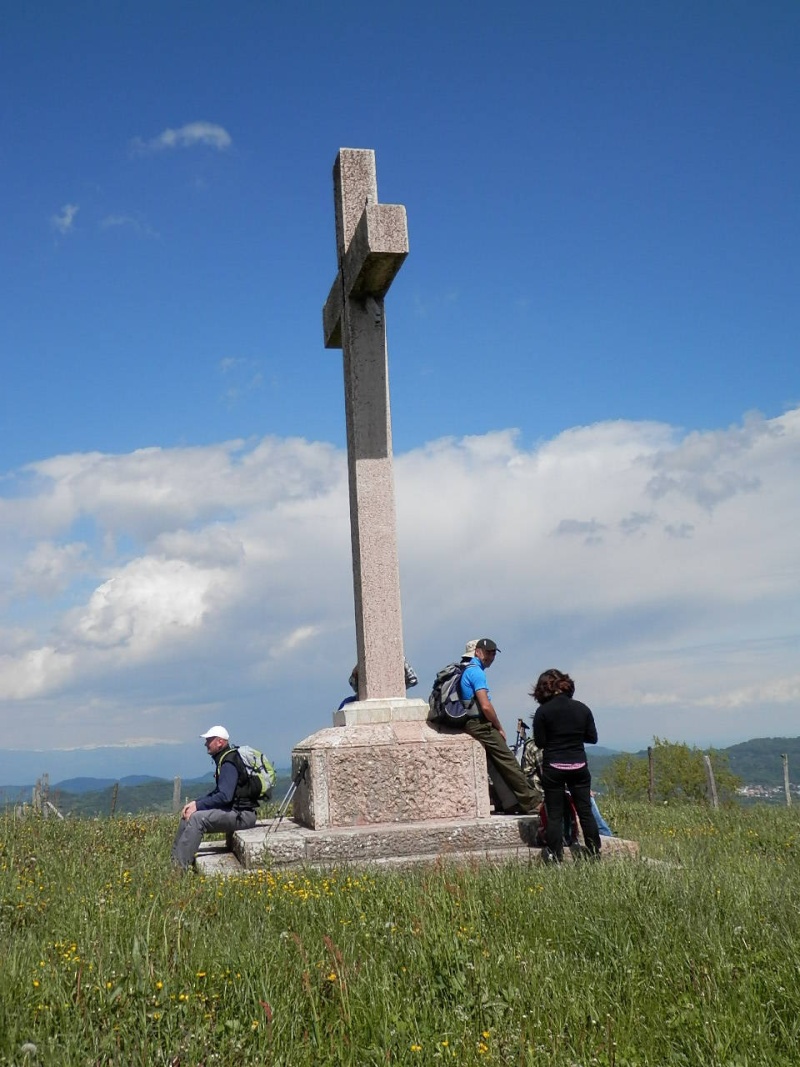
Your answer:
[476,638,500,653]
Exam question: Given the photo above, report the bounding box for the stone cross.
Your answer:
[322,148,409,702]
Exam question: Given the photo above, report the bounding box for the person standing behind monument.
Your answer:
[338,659,419,710]
[171,726,259,870]
[531,669,601,862]
[459,638,540,815]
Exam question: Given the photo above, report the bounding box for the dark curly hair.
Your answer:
[530,668,575,704]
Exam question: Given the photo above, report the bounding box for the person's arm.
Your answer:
[473,689,506,741]
[195,759,239,811]
[532,707,546,750]
[584,709,598,745]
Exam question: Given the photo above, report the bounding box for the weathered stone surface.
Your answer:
[291,722,491,830]
[194,817,640,876]
[322,147,409,703]
[332,696,428,727]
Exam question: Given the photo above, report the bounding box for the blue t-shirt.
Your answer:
[460,657,490,705]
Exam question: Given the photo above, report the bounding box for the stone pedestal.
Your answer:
[291,703,491,831]
[195,819,640,875]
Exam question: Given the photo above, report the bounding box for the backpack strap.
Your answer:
[218,747,254,806]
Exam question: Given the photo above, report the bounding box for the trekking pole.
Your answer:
[267,758,309,834]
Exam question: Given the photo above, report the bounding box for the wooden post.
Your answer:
[782,753,791,807]
[703,755,719,809]
[647,747,654,804]
[109,782,119,818]
[172,777,182,813]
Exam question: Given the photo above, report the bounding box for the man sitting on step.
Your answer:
[171,725,259,870]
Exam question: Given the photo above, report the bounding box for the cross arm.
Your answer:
[322,203,409,350]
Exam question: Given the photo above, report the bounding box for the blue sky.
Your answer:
[2,2,799,784]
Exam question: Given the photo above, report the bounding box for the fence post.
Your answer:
[782,753,791,807]
[647,747,654,804]
[703,754,719,809]
[109,782,119,818]
[172,777,182,813]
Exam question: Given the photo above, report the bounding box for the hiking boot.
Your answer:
[540,847,562,865]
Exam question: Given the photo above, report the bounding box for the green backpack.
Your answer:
[232,745,277,803]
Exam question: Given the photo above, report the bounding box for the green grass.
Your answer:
[1,802,799,1066]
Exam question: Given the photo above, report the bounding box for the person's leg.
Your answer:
[171,808,255,869]
[590,795,613,836]
[171,817,191,866]
[172,811,208,869]
[486,754,520,812]
[463,720,540,813]
[568,768,601,855]
[225,808,258,849]
[541,765,567,860]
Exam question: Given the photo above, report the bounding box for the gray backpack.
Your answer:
[428,663,474,725]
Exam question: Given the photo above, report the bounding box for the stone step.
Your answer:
[194,815,638,876]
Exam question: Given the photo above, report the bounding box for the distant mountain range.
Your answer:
[0,769,294,817]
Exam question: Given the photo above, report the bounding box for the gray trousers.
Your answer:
[171,807,257,869]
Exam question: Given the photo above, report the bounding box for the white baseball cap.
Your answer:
[199,725,230,741]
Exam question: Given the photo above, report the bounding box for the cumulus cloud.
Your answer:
[132,121,232,153]
[51,204,79,234]
[0,407,798,765]
[13,540,89,598]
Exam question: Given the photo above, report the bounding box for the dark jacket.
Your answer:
[533,694,598,766]
[195,746,257,812]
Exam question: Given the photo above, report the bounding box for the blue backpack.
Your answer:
[428,663,474,726]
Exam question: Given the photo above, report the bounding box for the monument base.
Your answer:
[194,816,639,876]
[291,715,491,830]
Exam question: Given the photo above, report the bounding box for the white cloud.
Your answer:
[101,214,159,238]
[0,407,798,764]
[132,121,232,153]
[71,557,222,653]
[218,357,263,406]
[51,204,79,234]
[14,541,89,598]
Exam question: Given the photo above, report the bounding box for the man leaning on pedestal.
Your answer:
[459,638,540,815]
[171,725,259,870]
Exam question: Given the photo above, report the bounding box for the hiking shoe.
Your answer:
[541,847,562,865]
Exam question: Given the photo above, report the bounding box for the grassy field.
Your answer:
[1,801,799,1066]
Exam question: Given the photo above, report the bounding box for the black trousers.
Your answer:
[542,763,600,858]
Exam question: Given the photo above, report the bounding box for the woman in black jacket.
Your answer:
[532,668,601,862]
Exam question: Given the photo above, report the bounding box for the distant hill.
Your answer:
[1,769,294,817]
[723,737,800,788]
[588,737,800,791]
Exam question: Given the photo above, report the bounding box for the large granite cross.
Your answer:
[322,148,409,703]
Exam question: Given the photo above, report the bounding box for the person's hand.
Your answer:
[496,726,507,741]
[181,801,197,820]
